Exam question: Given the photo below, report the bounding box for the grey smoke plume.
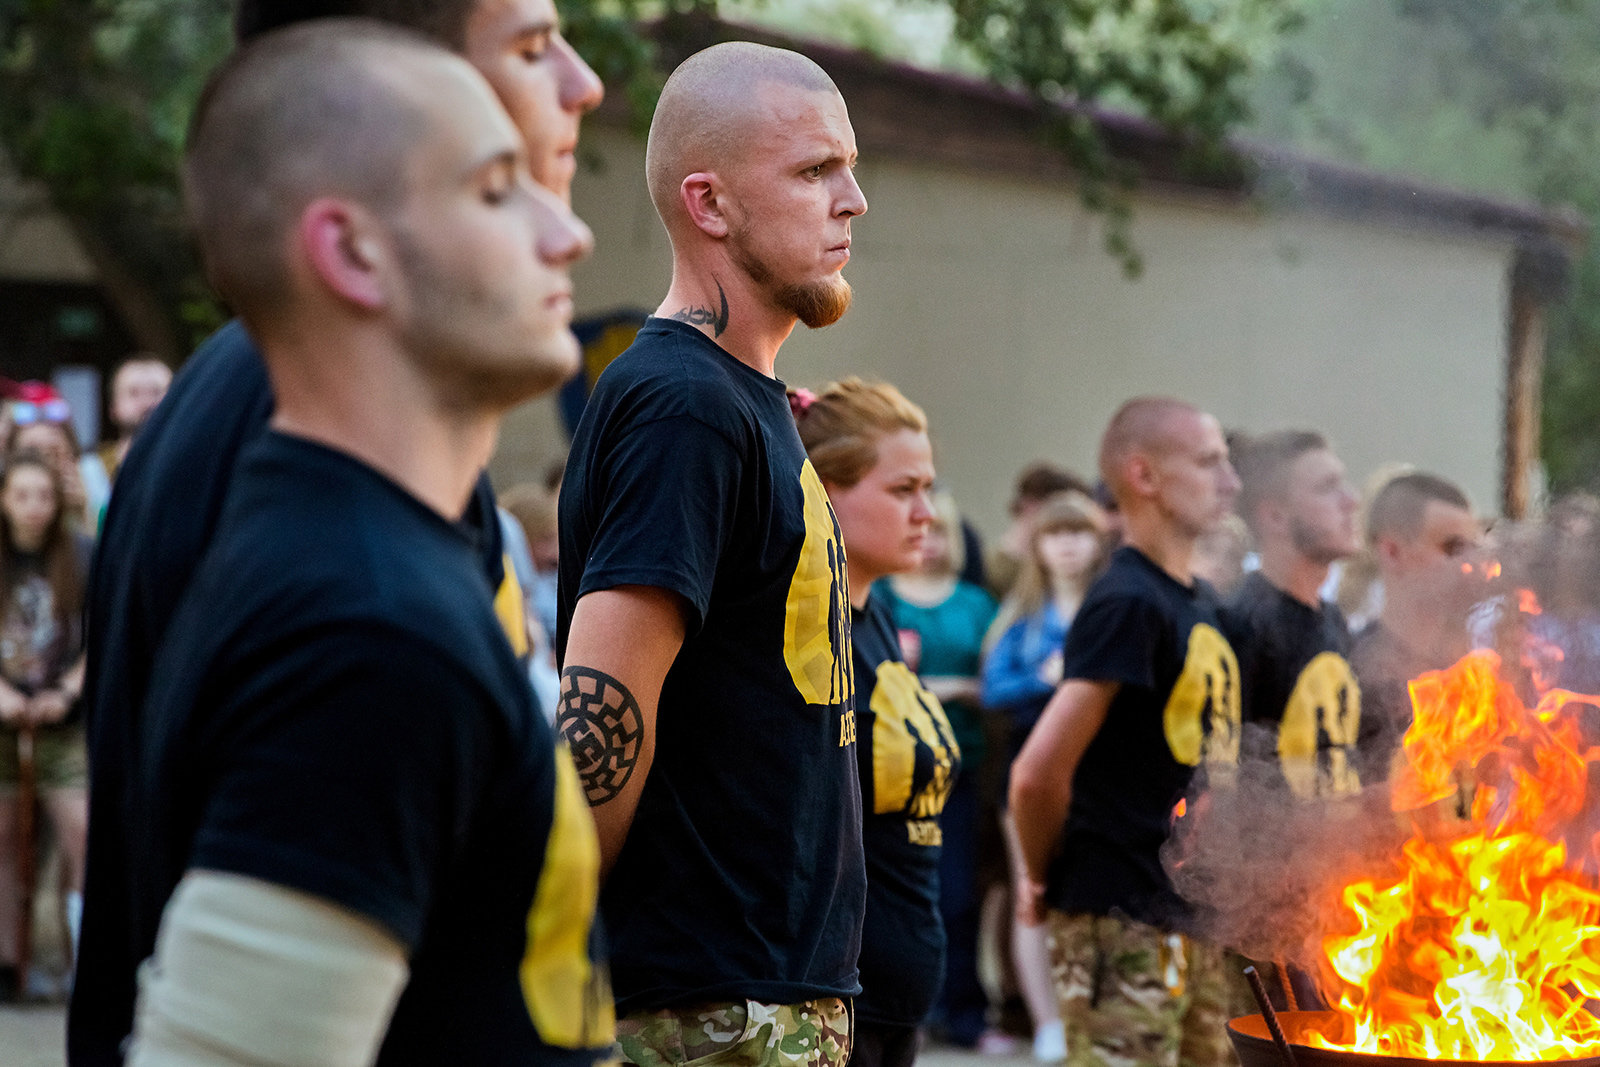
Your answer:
[1162,723,1408,978]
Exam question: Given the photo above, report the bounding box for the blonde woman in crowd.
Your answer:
[980,493,1108,1063]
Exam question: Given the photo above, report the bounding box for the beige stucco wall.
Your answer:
[494,125,1512,535]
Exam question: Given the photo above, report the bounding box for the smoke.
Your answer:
[1162,723,1408,979]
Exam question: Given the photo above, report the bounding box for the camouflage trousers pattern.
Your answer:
[1046,911,1234,1067]
[617,998,853,1067]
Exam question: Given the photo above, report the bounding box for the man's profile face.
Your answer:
[462,0,603,204]
[1389,500,1483,611]
[385,59,592,401]
[1152,411,1241,538]
[723,81,866,328]
[1284,447,1360,564]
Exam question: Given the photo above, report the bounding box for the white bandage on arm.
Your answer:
[128,870,410,1067]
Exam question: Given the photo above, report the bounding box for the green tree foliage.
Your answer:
[0,0,1297,355]
[0,0,230,356]
[1246,0,1600,495]
[946,0,1301,273]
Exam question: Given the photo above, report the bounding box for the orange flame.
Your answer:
[1308,650,1600,1060]
[1521,589,1544,616]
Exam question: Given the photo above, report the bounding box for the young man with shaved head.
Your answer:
[556,40,868,1067]
[79,22,605,1067]
[1226,430,1364,802]
[1349,472,1482,781]
[1010,396,1243,1067]
[71,1,604,1063]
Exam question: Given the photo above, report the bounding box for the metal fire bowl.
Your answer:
[1228,1012,1600,1067]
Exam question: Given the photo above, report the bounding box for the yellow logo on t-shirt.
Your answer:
[870,661,960,824]
[1162,623,1241,770]
[783,460,854,717]
[520,744,615,1048]
[1278,651,1362,799]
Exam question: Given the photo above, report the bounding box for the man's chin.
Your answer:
[779,276,853,329]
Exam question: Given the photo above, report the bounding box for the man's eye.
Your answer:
[805,164,826,179]
[521,34,552,62]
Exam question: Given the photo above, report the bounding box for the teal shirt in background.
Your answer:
[875,579,998,765]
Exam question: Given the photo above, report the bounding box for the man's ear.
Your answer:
[298,198,386,311]
[680,172,730,239]
[1125,453,1158,499]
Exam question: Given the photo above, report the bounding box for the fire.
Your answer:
[1308,649,1600,1061]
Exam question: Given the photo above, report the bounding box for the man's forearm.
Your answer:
[557,585,685,878]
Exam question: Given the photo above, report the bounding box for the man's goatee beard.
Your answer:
[777,276,853,328]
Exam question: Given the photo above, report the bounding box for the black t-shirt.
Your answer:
[1224,571,1362,799]
[558,317,865,1013]
[852,591,960,1026]
[1046,546,1241,929]
[1348,622,1437,784]
[110,432,612,1067]
[70,321,506,1066]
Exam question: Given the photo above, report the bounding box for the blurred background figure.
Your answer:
[0,450,92,1002]
[500,482,562,716]
[1522,492,1600,695]
[980,492,1108,1063]
[797,377,960,1067]
[879,489,998,1054]
[1349,472,1482,781]
[96,356,173,484]
[986,464,1093,601]
[5,384,105,534]
[1192,513,1250,596]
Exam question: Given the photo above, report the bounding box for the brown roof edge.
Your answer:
[599,13,1587,253]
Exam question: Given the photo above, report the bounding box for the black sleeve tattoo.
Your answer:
[667,279,729,337]
[557,665,645,805]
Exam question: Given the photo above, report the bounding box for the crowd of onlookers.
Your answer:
[8,351,1600,1057]
[0,361,171,1001]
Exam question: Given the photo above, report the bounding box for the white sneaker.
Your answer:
[1033,1020,1067,1064]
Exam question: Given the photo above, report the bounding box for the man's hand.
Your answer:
[1016,875,1049,928]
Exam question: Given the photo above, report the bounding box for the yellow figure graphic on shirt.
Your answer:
[870,661,961,839]
[1278,651,1362,799]
[521,745,615,1048]
[784,460,854,721]
[1163,623,1241,772]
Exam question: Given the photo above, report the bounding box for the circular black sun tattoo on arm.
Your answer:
[557,666,645,805]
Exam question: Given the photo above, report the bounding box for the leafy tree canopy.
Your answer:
[1,0,1299,356]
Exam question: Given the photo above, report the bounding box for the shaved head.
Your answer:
[183,20,459,326]
[645,41,840,228]
[1099,396,1204,503]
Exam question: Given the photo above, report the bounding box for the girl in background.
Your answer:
[980,493,1108,1063]
[795,379,962,1067]
[0,451,93,999]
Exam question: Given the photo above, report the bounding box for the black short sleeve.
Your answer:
[190,626,494,949]
[1061,593,1167,690]
[574,415,742,631]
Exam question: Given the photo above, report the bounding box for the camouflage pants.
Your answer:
[1046,911,1234,1067]
[617,998,853,1067]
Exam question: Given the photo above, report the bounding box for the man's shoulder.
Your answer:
[206,438,494,645]
[588,320,779,432]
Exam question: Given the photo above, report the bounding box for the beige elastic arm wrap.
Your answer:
[128,870,409,1067]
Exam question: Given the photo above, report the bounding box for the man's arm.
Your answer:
[1008,678,1118,925]
[128,871,408,1067]
[557,585,687,878]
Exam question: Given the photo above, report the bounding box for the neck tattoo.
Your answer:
[669,279,730,337]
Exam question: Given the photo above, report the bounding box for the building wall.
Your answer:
[490,125,1513,532]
